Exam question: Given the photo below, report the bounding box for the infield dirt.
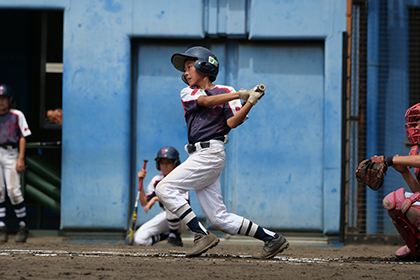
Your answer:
[0,234,417,280]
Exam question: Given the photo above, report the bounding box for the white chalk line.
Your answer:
[0,249,416,264]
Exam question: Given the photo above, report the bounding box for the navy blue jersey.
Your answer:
[0,109,31,146]
[180,85,245,144]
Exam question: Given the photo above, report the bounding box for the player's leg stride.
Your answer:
[238,218,289,259]
[176,203,219,257]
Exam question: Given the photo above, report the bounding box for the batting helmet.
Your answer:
[0,84,14,102]
[155,146,181,171]
[405,103,420,145]
[171,46,219,85]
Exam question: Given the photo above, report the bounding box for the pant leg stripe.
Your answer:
[249,223,258,237]
[245,221,253,236]
[182,211,196,224]
[239,219,250,235]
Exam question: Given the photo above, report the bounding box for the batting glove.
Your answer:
[238,89,250,101]
[247,90,265,105]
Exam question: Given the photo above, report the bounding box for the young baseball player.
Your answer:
[133,146,189,247]
[370,102,420,260]
[155,46,289,259]
[0,84,31,243]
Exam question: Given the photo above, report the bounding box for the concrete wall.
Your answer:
[0,0,347,236]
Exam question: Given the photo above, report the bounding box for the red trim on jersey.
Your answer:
[191,88,199,96]
[215,86,231,93]
[218,116,226,132]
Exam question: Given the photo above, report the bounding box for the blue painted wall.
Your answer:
[0,0,347,236]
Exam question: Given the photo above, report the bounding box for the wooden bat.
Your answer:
[124,159,148,245]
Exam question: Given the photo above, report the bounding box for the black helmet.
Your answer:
[155,146,181,170]
[0,84,14,101]
[171,46,219,85]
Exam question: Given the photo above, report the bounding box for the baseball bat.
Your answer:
[256,84,265,99]
[124,159,148,245]
[256,84,266,92]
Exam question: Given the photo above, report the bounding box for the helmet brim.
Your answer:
[171,53,198,72]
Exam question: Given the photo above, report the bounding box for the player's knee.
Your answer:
[155,188,163,202]
[383,188,420,229]
[207,214,228,232]
[8,193,23,205]
[383,188,405,211]
[133,232,152,246]
[155,181,165,198]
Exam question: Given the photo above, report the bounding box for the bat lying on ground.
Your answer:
[124,159,148,245]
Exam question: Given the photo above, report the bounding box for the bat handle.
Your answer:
[138,160,148,190]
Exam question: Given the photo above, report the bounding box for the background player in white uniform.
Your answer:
[155,46,289,259]
[0,85,31,243]
[133,146,188,246]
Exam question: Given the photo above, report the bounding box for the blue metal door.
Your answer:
[223,43,325,231]
[133,41,325,232]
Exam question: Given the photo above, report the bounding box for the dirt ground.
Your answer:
[0,235,418,280]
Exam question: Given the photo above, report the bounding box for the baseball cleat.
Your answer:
[393,245,420,261]
[0,226,8,242]
[253,233,289,259]
[167,234,183,247]
[15,226,29,243]
[185,231,219,257]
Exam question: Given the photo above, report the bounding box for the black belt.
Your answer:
[187,141,210,154]
[0,144,16,149]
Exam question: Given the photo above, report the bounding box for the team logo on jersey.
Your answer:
[208,105,222,118]
[209,57,218,67]
[235,106,241,112]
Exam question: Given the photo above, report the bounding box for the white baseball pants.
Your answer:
[0,147,24,205]
[156,140,243,235]
[133,209,187,246]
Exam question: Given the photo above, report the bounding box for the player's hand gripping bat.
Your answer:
[238,84,266,106]
[124,159,148,245]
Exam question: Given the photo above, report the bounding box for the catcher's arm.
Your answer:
[371,154,420,168]
[371,155,420,193]
[400,169,420,193]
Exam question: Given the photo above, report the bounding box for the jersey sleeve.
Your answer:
[222,87,249,123]
[145,174,162,196]
[180,87,207,114]
[12,109,31,137]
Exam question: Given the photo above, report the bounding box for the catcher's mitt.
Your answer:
[355,159,388,191]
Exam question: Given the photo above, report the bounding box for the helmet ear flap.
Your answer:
[182,74,188,85]
[193,60,217,82]
[155,158,161,171]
